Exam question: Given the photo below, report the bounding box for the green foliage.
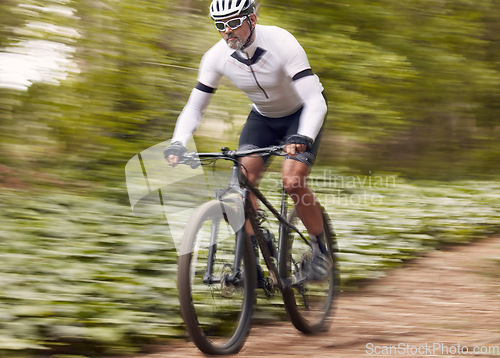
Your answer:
[0,190,183,356]
[261,0,500,177]
[1,0,500,183]
[1,177,499,355]
[0,0,26,47]
[0,0,500,351]
[1,1,499,355]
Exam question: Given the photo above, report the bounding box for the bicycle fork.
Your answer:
[203,165,246,286]
[202,217,246,286]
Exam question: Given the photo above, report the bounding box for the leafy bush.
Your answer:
[0,176,498,356]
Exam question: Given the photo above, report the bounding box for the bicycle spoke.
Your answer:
[178,201,255,355]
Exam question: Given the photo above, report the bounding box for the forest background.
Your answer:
[0,0,499,356]
[1,0,499,180]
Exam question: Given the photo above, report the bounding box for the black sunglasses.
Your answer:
[214,16,248,31]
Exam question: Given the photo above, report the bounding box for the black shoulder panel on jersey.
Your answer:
[292,69,314,81]
[195,82,217,93]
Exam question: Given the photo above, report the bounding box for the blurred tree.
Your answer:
[1,0,499,187]
[0,0,24,47]
[261,0,500,177]
[1,0,212,183]
[476,0,500,128]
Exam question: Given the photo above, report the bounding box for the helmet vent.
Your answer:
[209,0,254,20]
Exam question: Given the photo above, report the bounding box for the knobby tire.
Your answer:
[177,200,256,355]
[281,207,340,334]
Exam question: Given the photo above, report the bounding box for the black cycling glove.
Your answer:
[285,134,313,150]
[164,141,188,159]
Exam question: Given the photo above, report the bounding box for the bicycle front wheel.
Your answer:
[177,200,256,355]
[280,207,339,334]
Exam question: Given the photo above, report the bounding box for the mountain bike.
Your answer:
[175,145,339,355]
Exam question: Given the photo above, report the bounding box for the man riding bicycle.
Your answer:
[165,0,329,282]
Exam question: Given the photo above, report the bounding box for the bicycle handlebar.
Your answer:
[177,145,286,169]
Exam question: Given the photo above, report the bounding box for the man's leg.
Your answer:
[240,155,267,288]
[240,155,266,235]
[282,158,323,235]
[282,158,330,281]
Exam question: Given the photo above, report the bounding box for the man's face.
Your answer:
[216,14,257,50]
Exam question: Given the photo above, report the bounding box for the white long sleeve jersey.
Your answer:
[172,24,327,145]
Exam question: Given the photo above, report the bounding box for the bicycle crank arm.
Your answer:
[202,276,221,285]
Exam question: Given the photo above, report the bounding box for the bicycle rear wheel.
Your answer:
[280,207,339,333]
[177,200,256,355]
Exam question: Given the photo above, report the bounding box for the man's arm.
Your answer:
[171,41,224,147]
[276,28,327,146]
[171,84,216,146]
[283,72,327,156]
[292,72,327,142]
[166,84,215,166]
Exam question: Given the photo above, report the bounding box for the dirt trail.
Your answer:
[137,237,500,357]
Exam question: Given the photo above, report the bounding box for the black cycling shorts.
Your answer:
[238,106,323,167]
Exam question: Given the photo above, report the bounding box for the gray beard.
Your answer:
[226,35,244,50]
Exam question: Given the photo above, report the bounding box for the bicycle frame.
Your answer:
[203,157,311,291]
[244,178,311,290]
[175,145,338,355]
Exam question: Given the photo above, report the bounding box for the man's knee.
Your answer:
[241,156,265,184]
[282,159,310,194]
[282,173,306,194]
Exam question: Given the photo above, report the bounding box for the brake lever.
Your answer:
[178,153,201,169]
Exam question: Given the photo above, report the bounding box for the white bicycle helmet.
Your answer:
[209,0,255,20]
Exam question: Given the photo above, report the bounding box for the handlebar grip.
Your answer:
[177,153,201,169]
